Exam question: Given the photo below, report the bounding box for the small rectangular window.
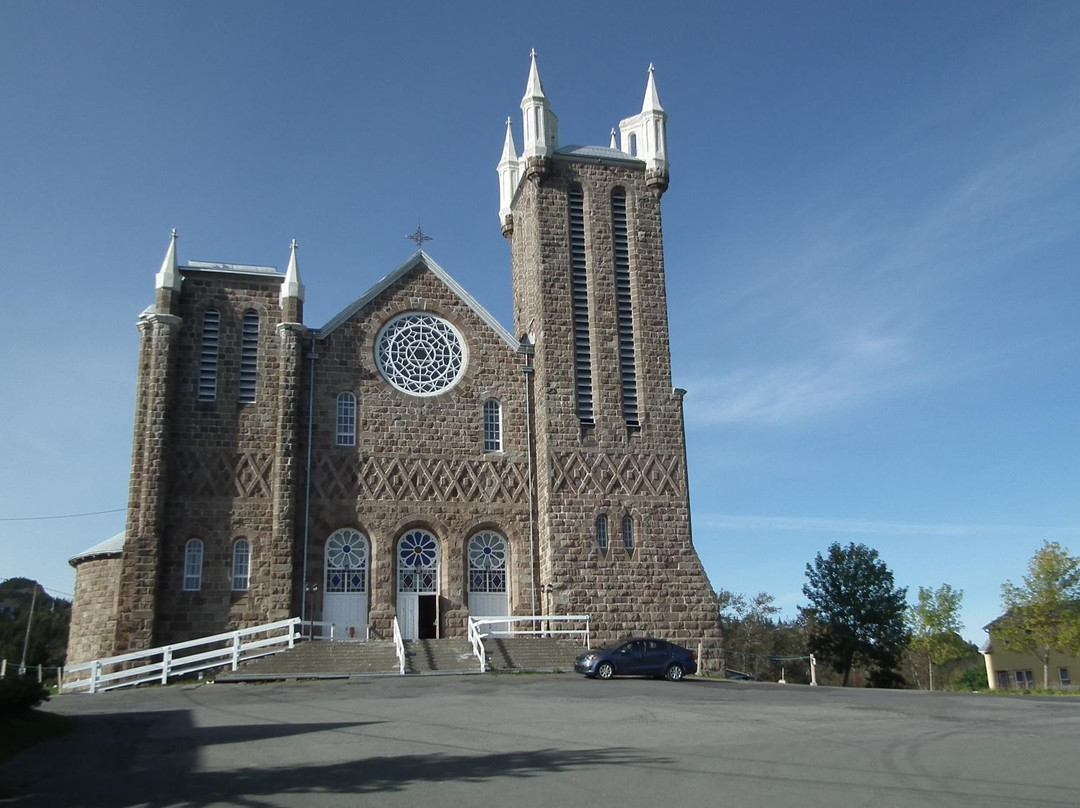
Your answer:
[1015,670,1035,688]
[483,399,502,452]
[1059,667,1071,687]
[336,392,356,446]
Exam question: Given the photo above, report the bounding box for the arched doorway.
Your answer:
[468,531,509,635]
[397,529,439,640]
[323,528,369,640]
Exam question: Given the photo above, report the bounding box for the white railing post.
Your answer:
[288,621,296,649]
[232,632,242,670]
[584,616,590,648]
[161,647,172,685]
[392,617,405,675]
[90,661,101,694]
[1,659,6,678]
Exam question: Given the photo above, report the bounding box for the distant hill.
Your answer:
[0,578,71,670]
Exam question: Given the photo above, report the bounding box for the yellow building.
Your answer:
[981,620,1079,690]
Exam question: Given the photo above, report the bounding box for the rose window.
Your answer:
[398,530,438,593]
[376,312,466,396]
[325,529,368,593]
[468,531,507,593]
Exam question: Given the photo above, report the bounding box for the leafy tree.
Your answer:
[717,589,780,678]
[995,541,1080,689]
[950,663,989,692]
[907,584,967,691]
[0,579,71,673]
[802,542,909,687]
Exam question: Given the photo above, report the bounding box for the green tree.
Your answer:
[996,541,1080,689]
[717,589,780,678]
[907,584,967,691]
[802,542,909,687]
[0,578,71,672]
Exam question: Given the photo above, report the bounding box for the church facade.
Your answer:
[67,56,722,667]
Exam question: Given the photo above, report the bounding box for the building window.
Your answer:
[325,529,368,593]
[1015,669,1035,689]
[198,310,220,401]
[1059,667,1071,687]
[995,670,1009,690]
[622,516,634,552]
[568,185,594,423]
[483,399,502,452]
[231,539,251,591]
[238,310,259,404]
[376,312,466,396]
[397,530,438,593]
[183,539,203,591]
[611,189,639,425]
[336,392,357,446]
[468,531,507,593]
[596,515,608,552]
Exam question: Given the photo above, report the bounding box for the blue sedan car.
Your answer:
[575,637,698,681]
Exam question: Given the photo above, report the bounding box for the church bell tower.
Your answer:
[498,54,721,651]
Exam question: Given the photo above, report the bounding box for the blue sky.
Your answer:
[2,2,1078,645]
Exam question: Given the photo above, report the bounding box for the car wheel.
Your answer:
[664,663,685,682]
[596,662,615,680]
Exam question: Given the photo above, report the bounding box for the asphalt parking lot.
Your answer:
[3,674,1078,807]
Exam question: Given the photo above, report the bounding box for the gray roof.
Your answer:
[316,251,524,352]
[183,261,283,277]
[555,144,644,165]
[69,531,125,566]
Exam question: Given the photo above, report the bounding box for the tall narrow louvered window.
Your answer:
[483,398,502,452]
[198,309,220,402]
[569,186,594,423]
[238,310,259,404]
[612,189,638,425]
[336,392,356,446]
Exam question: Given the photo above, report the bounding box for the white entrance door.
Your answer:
[467,531,509,636]
[397,529,439,640]
[323,529,369,641]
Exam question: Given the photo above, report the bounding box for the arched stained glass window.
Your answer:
[183,539,203,591]
[336,392,357,446]
[397,530,438,593]
[468,531,507,593]
[483,399,502,452]
[232,539,251,591]
[325,529,369,594]
[596,515,608,552]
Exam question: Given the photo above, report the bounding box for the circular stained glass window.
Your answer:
[376,312,466,396]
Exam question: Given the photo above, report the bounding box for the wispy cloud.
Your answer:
[697,513,1080,539]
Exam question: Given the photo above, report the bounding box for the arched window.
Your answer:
[336,392,357,446]
[238,310,259,404]
[198,310,220,401]
[468,531,508,593]
[397,530,438,593]
[483,399,502,452]
[183,539,203,591]
[232,539,251,591]
[325,529,368,594]
[596,515,609,552]
[622,516,634,552]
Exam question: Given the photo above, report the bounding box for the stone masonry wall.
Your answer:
[303,261,535,639]
[510,156,721,657]
[68,556,122,664]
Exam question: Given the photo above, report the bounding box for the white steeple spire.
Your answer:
[609,128,618,149]
[618,63,669,178]
[280,238,305,305]
[497,117,522,229]
[154,229,181,293]
[520,49,558,161]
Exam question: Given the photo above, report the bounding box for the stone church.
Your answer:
[67,55,722,666]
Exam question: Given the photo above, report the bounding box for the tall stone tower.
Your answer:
[499,54,721,647]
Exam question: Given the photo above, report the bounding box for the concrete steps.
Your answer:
[482,637,583,672]
[215,636,585,681]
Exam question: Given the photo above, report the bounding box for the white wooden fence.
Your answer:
[467,614,591,672]
[62,617,302,694]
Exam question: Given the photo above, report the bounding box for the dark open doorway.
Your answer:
[418,594,438,639]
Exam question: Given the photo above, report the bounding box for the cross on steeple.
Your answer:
[406,223,432,249]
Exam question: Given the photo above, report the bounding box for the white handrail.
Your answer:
[392,617,405,675]
[468,614,591,651]
[63,617,302,694]
[467,617,486,672]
